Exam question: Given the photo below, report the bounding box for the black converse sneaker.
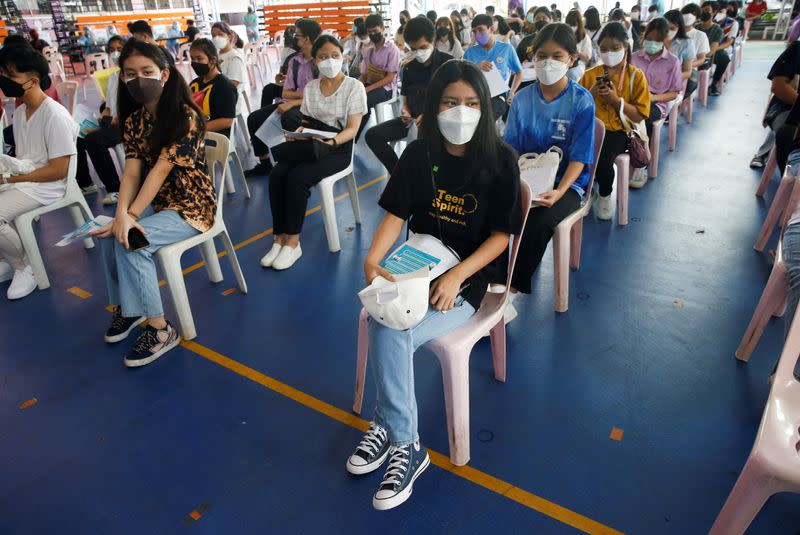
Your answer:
[105,307,146,343]
[123,322,181,368]
[346,423,390,475]
[372,440,430,511]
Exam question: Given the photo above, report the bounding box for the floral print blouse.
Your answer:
[123,105,216,232]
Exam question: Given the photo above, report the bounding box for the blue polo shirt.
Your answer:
[503,79,596,197]
[463,40,522,81]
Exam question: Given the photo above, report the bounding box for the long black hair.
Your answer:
[664,10,689,39]
[565,9,586,42]
[117,40,205,157]
[598,21,632,62]
[644,17,670,41]
[584,7,602,31]
[420,60,504,185]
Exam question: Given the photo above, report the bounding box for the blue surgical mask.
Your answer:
[643,40,664,55]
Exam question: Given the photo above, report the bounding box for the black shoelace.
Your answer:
[132,328,159,353]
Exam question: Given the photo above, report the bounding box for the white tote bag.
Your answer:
[358,268,431,331]
[518,146,563,201]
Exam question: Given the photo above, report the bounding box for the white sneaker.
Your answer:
[81,184,98,196]
[0,261,12,283]
[503,302,518,324]
[260,243,283,268]
[629,167,649,189]
[272,244,302,270]
[101,192,119,205]
[596,194,614,221]
[7,265,36,300]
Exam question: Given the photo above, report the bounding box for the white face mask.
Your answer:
[359,38,370,45]
[317,58,343,78]
[109,51,121,65]
[600,49,625,67]
[714,12,726,22]
[212,36,229,50]
[534,59,569,85]
[414,46,433,63]
[631,11,640,20]
[438,105,481,145]
[667,29,678,40]
[683,14,696,26]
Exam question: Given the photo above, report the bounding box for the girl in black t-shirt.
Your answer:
[346,61,522,511]
[189,38,237,139]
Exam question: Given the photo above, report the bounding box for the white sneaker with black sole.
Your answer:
[372,440,430,511]
[346,423,390,475]
[123,322,181,367]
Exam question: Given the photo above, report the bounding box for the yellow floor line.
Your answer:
[181,339,624,535]
[67,286,92,299]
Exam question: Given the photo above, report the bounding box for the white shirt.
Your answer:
[436,38,464,59]
[686,27,710,57]
[106,70,119,117]
[577,33,593,63]
[218,48,248,87]
[11,97,78,205]
[301,76,367,130]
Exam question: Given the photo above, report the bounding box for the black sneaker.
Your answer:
[244,160,273,177]
[105,307,146,343]
[346,423,390,475]
[372,440,430,511]
[709,85,721,97]
[124,322,180,368]
[750,155,766,169]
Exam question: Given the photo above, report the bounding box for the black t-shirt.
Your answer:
[190,73,237,138]
[766,42,800,124]
[186,26,199,42]
[401,49,453,117]
[379,139,522,309]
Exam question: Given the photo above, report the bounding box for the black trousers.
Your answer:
[365,117,412,173]
[260,83,284,108]
[596,130,629,197]
[268,147,351,235]
[712,50,731,83]
[83,124,122,192]
[247,105,303,158]
[645,103,663,139]
[508,188,582,294]
[358,87,393,140]
[775,122,797,174]
[3,124,14,156]
[683,78,697,100]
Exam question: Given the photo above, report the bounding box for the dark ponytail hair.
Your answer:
[117,40,205,157]
[420,60,505,186]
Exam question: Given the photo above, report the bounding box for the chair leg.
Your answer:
[224,163,236,194]
[318,181,341,252]
[347,173,361,224]
[553,224,571,313]
[15,214,49,290]
[199,238,223,283]
[649,123,662,178]
[709,458,783,535]
[735,262,788,361]
[159,254,197,341]
[488,319,506,382]
[616,160,629,226]
[437,350,471,466]
[668,104,679,151]
[353,308,369,414]
[229,151,251,199]
[756,147,778,197]
[754,174,793,252]
[219,230,248,293]
[68,203,94,249]
[569,218,584,270]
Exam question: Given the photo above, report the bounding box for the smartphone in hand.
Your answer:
[128,227,150,251]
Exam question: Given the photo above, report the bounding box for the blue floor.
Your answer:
[1,42,798,534]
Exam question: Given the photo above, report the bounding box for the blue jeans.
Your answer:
[369,297,476,447]
[785,150,800,336]
[100,207,198,318]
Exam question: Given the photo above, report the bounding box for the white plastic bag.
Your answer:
[518,146,563,201]
[358,268,430,331]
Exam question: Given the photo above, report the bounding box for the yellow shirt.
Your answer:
[579,64,651,133]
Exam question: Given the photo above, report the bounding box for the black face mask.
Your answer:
[701,11,712,21]
[369,32,383,44]
[192,61,211,76]
[436,26,450,39]
[0,76,30,98]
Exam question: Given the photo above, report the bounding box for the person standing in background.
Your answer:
[185,19,199,43]
[244,7,260,43]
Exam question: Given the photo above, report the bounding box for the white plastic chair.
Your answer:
[222,116,251,199]
[244,43,265,87]
[316,144,361,252]
[42,46,66,83]
[710,302,800,534]
[16,152,95,290]
[82,52,109,99]
[154,132,248,341]
[56,81,78,116]
[353,181,534,466]
[373,84,399,124]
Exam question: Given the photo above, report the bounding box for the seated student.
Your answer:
[128,20,175,67]
[0,45,78,300]
[609,8,635,44]
[80,35,127,206]
[357,14,401,138]
[259,26,302,108]
[698,1,731,97]
[451,10,471,45]
[346,60,521,511]
[365,17,452,173]
[629,17,682,188]
[343,17,365,61]
[260,36,366,271]
[435,16,464,59]
[566,9,593,78]
[508,19,523,47]
[29,29,49,53]
[579,22,650,220]
[665,9,697,95]
[245,18,321,177]
[681,4,711,75]
[584,6,604,49]
[89,40,215,367]
[494,16,514,44]
[516,18,549,66]
[188,38,237,139]
[211,22,248,94]
[464,14,523,119]
[630,4,644,42]
[346,23,370,78]
[502,23,595,313]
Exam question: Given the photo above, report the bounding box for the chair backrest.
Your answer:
[503,180,533,291]
[203,132,229,222]
[178,42,191,62]
[56,81,78,116]
[42,45,56,60]
[584,118,606,197]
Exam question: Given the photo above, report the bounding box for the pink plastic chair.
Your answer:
[552,118,605,312]
[613,153,630,226]
[756,146,779,198]
[711,305,800,534]
[681,88,695,124]
[667,94,682,152]
[754,169,797,252]
[698,66,713,107]
[648,94,682,178]
[352,181,534,466]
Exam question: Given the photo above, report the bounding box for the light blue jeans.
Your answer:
[369,296,476,447]
[784,150,800,337]
[100,207,198,318]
